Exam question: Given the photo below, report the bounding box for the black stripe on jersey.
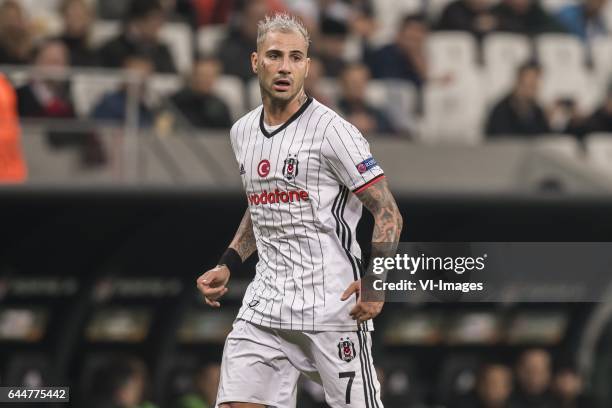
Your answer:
[259,96,313,138]
[332,186,367,331]
[357,330,371,408]
[359,331,379,408]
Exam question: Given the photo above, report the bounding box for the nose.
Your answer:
[278,56,291,74]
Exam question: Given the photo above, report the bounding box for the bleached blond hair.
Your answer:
[256,13,310,51]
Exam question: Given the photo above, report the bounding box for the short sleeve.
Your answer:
[321,120,385,193]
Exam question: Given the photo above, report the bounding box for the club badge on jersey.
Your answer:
[338,337,356,362]
[282,154,299,181]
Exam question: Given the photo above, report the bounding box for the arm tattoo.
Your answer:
[356,178,403,260]
[229,209,257,261]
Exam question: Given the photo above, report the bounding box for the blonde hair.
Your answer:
[256,13,310,50]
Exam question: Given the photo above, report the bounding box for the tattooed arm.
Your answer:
[341,178,403,323]
[229,209,257,261]
[197,209,257,307]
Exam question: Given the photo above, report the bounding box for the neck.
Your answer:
[262,90,308,126]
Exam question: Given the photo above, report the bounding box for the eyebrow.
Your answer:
[265,49,305,56]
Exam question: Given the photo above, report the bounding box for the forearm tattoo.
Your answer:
[229,209,257,261]
[356,179,403,260]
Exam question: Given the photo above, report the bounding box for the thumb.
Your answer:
[341,281,359,301]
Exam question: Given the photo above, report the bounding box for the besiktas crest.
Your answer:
[337,337,356,362]
[282,154,299,181]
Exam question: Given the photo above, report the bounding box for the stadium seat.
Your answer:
[427,0,456,22]
[427,32,478,77]
[90,21,120,47]
[483,33,532,105]
[536,34,586,74]
[366,80,418,134]
[540,0,579,13]
[539,68,600,113]
[150,74,184,105]
[72,72,123,117]
[585,133,612,171]
[197,25,228,57]
[590,36,612,86]
[213,75,247,121]
[160,23,193,75]
[369,0,423,46]
[3,353,56,387]
[422,73,486,144]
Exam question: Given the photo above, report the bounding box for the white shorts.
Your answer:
[216,319,383,408]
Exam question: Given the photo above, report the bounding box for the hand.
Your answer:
[340,280,384,324]
[196,265,230,308]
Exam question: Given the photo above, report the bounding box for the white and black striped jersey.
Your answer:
[230,97,385,332]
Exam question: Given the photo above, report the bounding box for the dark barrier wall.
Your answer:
[2,190,612,279]
[0,189,611,407]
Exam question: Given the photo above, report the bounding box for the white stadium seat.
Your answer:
[427,0,456,22]
[590,36,612,85]
[90,21,120,47]
[539,69,600,113]
[213,75,246,121]
[160,23,193,74]
[197,25,228,57]
[483,33,532,105]
[72,73,123,117]
[422,73,486,144]
[427,32,478,77]
[536,34,586,74]
[150,74,183,105]
[585,133,612,171]
[540,0,578,13]
[370,0,423,46]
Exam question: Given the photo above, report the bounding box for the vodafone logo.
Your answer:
[249,189,310,206]
[258,160,271,178]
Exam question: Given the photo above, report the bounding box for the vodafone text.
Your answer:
[248,189,310,206]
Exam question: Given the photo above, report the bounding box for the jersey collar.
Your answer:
[259,96,313,138]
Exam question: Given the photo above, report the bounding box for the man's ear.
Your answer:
[251,52,258,74]
[305,57,311,78]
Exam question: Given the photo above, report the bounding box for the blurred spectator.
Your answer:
[337,63,395,135]
[92,54,156,127]
[0,0,34,65]
[485,62,551,137]
[556,0,608,43]
[91,356,158,408]
[17,39,106,165]
[436,0,499,40]
[315,16,349,77]
[97,0,177,74]
[175,361,220,408]
[574,82,612,136]
[510,349,555,408]
[365,14,428,89]
[304,57,334,108]
[552,365,594,408]
[191,0,234,26]
[0,73,27,182]
[170,58,232,129]
[58,0,98,66]
[16,39,75,120]
[493,0,566,36]
[452,364,514,408]
[217,0,272,82]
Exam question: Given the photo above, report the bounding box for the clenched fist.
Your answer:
[196,265,231,308]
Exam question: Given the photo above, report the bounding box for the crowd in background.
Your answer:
[78,348,593,408]
[1,0,612,139]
